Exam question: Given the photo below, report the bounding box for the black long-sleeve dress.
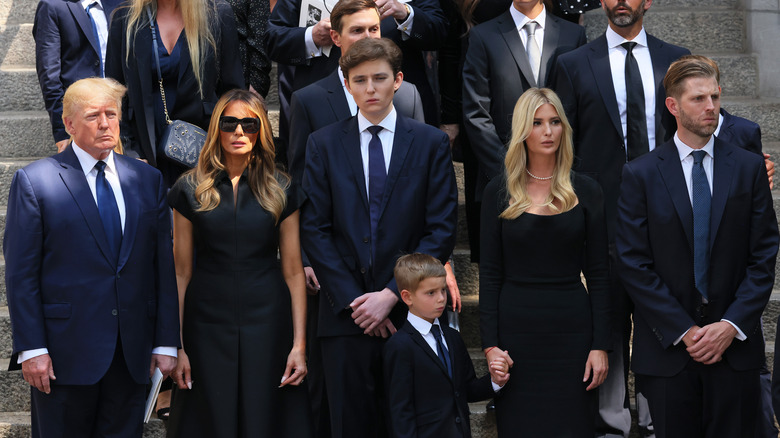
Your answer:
[479,172,611,436]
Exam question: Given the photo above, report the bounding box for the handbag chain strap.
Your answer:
[147,6,172,125]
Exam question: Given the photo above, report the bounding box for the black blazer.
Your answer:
[33,0,122,142]
[717,108,762,156]
[105,0,245,166]
[616,138,778,377]
[462,10,586,200]
[288,69,425,184]
[552,33,690,240]
[301,115,458,337]
[383,321,495,438]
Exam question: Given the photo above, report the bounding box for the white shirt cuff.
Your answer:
[491,380,503,392]
[721,319,746,341]
[673,328,690,346]
[305,26,325,58]
[152,346,178,358]
[395,3,414,40]
[18,348,49,364]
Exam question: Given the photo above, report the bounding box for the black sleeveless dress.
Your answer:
[167,171,312,438]
[479,173,611,437]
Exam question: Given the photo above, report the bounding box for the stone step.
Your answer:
[0,159,34,207]
[584,8,745,54]
[0,0,37,27]
[0,111,55,158]
[705,53,758,98]
[0,257,5,307]
[0,307,10,358]
[453,247,479,297]
[0,24,34,68]
[724,98,780,143]
[0,68,43,112]
[0,412,168,437]
[0,359,26,413]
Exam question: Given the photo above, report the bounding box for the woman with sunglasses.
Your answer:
[166,89,312,437]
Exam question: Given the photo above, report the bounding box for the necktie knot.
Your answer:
[692,150,707,165]
[367,125,383,137]
[95,160,107,173]
[431,324,443,340]
[86,1,99,12]
[524,21,538,37]
[622,41,637,54]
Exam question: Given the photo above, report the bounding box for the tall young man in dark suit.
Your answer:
[301,38,457,438]
[462,0,586,202]
[4,78,179,437]
[551,0,689,434]
[34,0,121,152]
[616,56,778,438]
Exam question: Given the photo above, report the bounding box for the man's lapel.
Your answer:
[656,141,694,249]
[587,35,623,142]
[325,70,352,118]
[406,324,451,380]
[340,117,369,212]
[649,35,671,141]
[710,139,734,246]
[498,11,538,88]
[378,115,413,218]
[115,157,139,270]
[538,15,561,87]
[67,0,101,56]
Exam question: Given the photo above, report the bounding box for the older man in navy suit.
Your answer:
[34,0,121,152]
[4,78,179,437]
[301,38,457,438]
[616,56,778,438]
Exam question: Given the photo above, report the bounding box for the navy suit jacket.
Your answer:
[717,108,762,156]
[462,10,586,200]
[288,69,425,185]
[301,114,458,337]
[4,147,180,385]
[104,0,244,166]
[383,321,494,438]
[552,33,690,241]
[615,138,778,377]
[33,0,121,142]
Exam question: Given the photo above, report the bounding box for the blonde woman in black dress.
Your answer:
[480,88,610,436]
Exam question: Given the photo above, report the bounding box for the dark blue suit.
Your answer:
[616,138,778,436]
[383,321,494,438]
[4,147,179,435]
[717,108,762,156]
[33,0,121,143]
[301,113,457,437]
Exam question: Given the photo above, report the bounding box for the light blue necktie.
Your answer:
[691,150,711,299]
[86,2,104,77]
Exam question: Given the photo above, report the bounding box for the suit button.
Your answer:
[111,309,118,316]
[360,268,366,274]
[94,61,99,66]
[454,391,460,397]
[363,237,369,243]
[455,417,461,424]
[116,273,121,279]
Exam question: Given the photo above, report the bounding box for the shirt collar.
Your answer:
[81,0,103,10]
[673,132,715,161]
[70,142,116,176]
[357,107,397,134]
[713,112,725,137]
[338,67,347,89]
[509,4,547,31]
[606,25,648,49]
[406,312,442,336]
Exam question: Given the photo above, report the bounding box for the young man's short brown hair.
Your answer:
[663,55,720,99]
[339,37,403,78]
[330,0,379,33]
[394,253,446,294]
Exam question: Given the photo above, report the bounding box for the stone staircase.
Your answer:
[0,0,778,436]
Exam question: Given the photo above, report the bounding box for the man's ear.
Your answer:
[393,71,403,92]
[330,29,341,48]
[400,289,413,306]
[665,96,679,117]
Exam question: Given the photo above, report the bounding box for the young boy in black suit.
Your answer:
[383,253,509,438]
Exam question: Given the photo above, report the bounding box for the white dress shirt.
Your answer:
[606,26,656,156]
[671,133,746,344]
[81,0,108,76]
[339,67,358,116]
[509,5,546,61]
[357,108,396,194]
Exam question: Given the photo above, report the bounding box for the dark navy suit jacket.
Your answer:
[383,321,494,438]
[33,0,121,142]
[717,108,762,156]
[301,114,458,337]
[616,138,778,377]
[4,147,179,385]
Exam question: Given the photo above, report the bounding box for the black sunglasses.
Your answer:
[219,116,261,134]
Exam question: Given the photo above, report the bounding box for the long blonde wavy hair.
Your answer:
[123,0,216,97]
[185,89,288,223]
[500,88,577,220]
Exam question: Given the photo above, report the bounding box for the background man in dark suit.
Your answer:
[301,38,457,438]
[4,78,179,437]
[34,0,121,152]
[616,56,778,438]
[462,0,585,203]
[551,0,689,434]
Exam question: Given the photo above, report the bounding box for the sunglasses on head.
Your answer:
[219,116,261,134]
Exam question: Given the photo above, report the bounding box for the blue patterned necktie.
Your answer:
[86,2,104,77]
[431,324,452,378]
[691,150,711,299]
[367,125,386,264]
[95,161,122,260]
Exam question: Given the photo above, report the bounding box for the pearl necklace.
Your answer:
[526,169,553,181]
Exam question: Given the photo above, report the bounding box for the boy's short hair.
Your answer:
[394,253,446,294]
[339,37,403,78]
[331,0,379,33]
[663,55,719,99]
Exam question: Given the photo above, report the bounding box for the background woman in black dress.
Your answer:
[479,88,610,436]
[167,89,311,437]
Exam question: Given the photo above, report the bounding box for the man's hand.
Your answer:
[686,321,737,364]
[304,266,321,295]
[682,325,701,348]
[764,153,774,189]
[443,262,461,312]
[350,288,399,334]
[55,139,69,153]
[150,353,177,379]
[367,318,397,338]
[22,354,56,394]
[584,350,608,391]
[375,0,409,21]
[311,19,332,48]
[440,124,459,149]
